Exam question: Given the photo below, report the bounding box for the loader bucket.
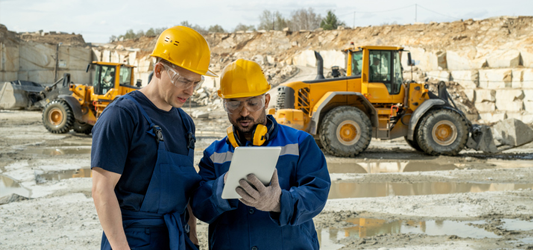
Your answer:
[492,118,533,149]
[0,81,45,110]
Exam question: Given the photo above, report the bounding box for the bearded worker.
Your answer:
[191,59,331,250]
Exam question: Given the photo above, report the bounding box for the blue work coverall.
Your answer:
[191,115,331,250]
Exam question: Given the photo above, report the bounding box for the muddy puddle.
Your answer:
[327,160,533,174]
[35,168,91,183]
[0,175,30,197]
[22,147,91,156]
[328,181,533,199]
[319,217,533,249]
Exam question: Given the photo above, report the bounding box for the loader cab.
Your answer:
[347,46,405,103]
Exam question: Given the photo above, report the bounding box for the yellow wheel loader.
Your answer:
[0,62,141,134]
[273,45,533,156]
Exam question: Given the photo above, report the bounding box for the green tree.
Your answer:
[208,25,226,33]
[145,28,156,37]
[109,35,117,42]
[124,29,136,40]
[320,10,346,30]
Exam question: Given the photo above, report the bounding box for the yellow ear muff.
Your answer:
[226,126,239,148]
[252,124,268,146]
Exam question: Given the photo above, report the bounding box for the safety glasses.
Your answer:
[224,95,265,114]
[161,62,204,91]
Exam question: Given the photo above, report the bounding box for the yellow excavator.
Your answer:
[272,45,533,156]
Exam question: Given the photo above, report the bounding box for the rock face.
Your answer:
[1,16,533,124]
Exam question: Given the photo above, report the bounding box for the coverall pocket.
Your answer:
[124,227,151,249]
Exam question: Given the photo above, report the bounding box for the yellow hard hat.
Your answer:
[218,59,271,99]
[150,26,217,77]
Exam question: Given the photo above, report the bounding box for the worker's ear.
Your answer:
[264,93,270,108]
[154,62,164,79]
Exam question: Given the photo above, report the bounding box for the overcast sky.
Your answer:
[0,0,531,43]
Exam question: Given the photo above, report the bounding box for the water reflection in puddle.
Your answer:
[328,182,533,199]
[35,168,91,183]
[327,160,533,174]
[318,218,502,249]
[0,175,30,197]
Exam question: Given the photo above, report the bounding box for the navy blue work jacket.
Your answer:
[191,116,330,250]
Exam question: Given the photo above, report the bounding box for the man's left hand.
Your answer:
[236,169,281,212]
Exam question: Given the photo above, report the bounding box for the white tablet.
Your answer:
[221,146,282,199]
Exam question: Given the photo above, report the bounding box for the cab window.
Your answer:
[93,65,116,95]
[351,51,363,76]
[120,66,132,86]
[369,50,401,95]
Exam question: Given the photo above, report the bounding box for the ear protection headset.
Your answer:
[226,117,274,148]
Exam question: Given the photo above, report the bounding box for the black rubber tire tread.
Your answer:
[415,109,469,156]
[319,106,372,157]
[404,136,422,152]
[73,121,93,135]
[42,100,74,134]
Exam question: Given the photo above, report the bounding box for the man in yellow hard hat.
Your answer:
[191,59,330,249]
[91,26,216,250]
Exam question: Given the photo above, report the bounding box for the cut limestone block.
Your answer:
[479,112,506,123]
[475,89,496,102]
[523,69,533,88]
[496,100,524,112]
[401,47,447,71]
[521,48,533,68]
[512,69,523,88]
[506,112,533,124]
[486,50,521,68]
[495,89,524,101]
[479,69,512,89]
[102,50,111,62]
[495,90,524,112]
[491,118,533,147]
[446,49,486,70]
[451,70,479,89]
[464,88,475,102]
[475,102,496,112]
[426,71,450,82]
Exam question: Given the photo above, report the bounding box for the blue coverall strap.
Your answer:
[177,108,196,155]
[121,94,158,138]
[164,210,199,250]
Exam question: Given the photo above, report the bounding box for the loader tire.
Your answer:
[404,136,422,152]
[42,100,74,134]
[319,106,372,157]
[73,121,93,135]
[416,109,469,156]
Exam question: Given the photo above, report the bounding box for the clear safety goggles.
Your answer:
[224,95,265,114]
[161,62,204,91]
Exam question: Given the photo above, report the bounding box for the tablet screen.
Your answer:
[221,146,282,199]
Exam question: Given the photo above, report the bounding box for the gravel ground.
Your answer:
[1,109,533,250]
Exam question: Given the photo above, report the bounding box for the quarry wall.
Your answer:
[1,16,533,123]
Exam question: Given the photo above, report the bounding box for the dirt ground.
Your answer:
[1,107,533,250]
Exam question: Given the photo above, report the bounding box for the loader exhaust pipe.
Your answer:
[314,51,325,80]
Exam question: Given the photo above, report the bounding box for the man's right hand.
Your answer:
[92,167,130,250]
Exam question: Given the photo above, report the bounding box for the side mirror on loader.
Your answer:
[136,79,142,88]
[407,52,415,66]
